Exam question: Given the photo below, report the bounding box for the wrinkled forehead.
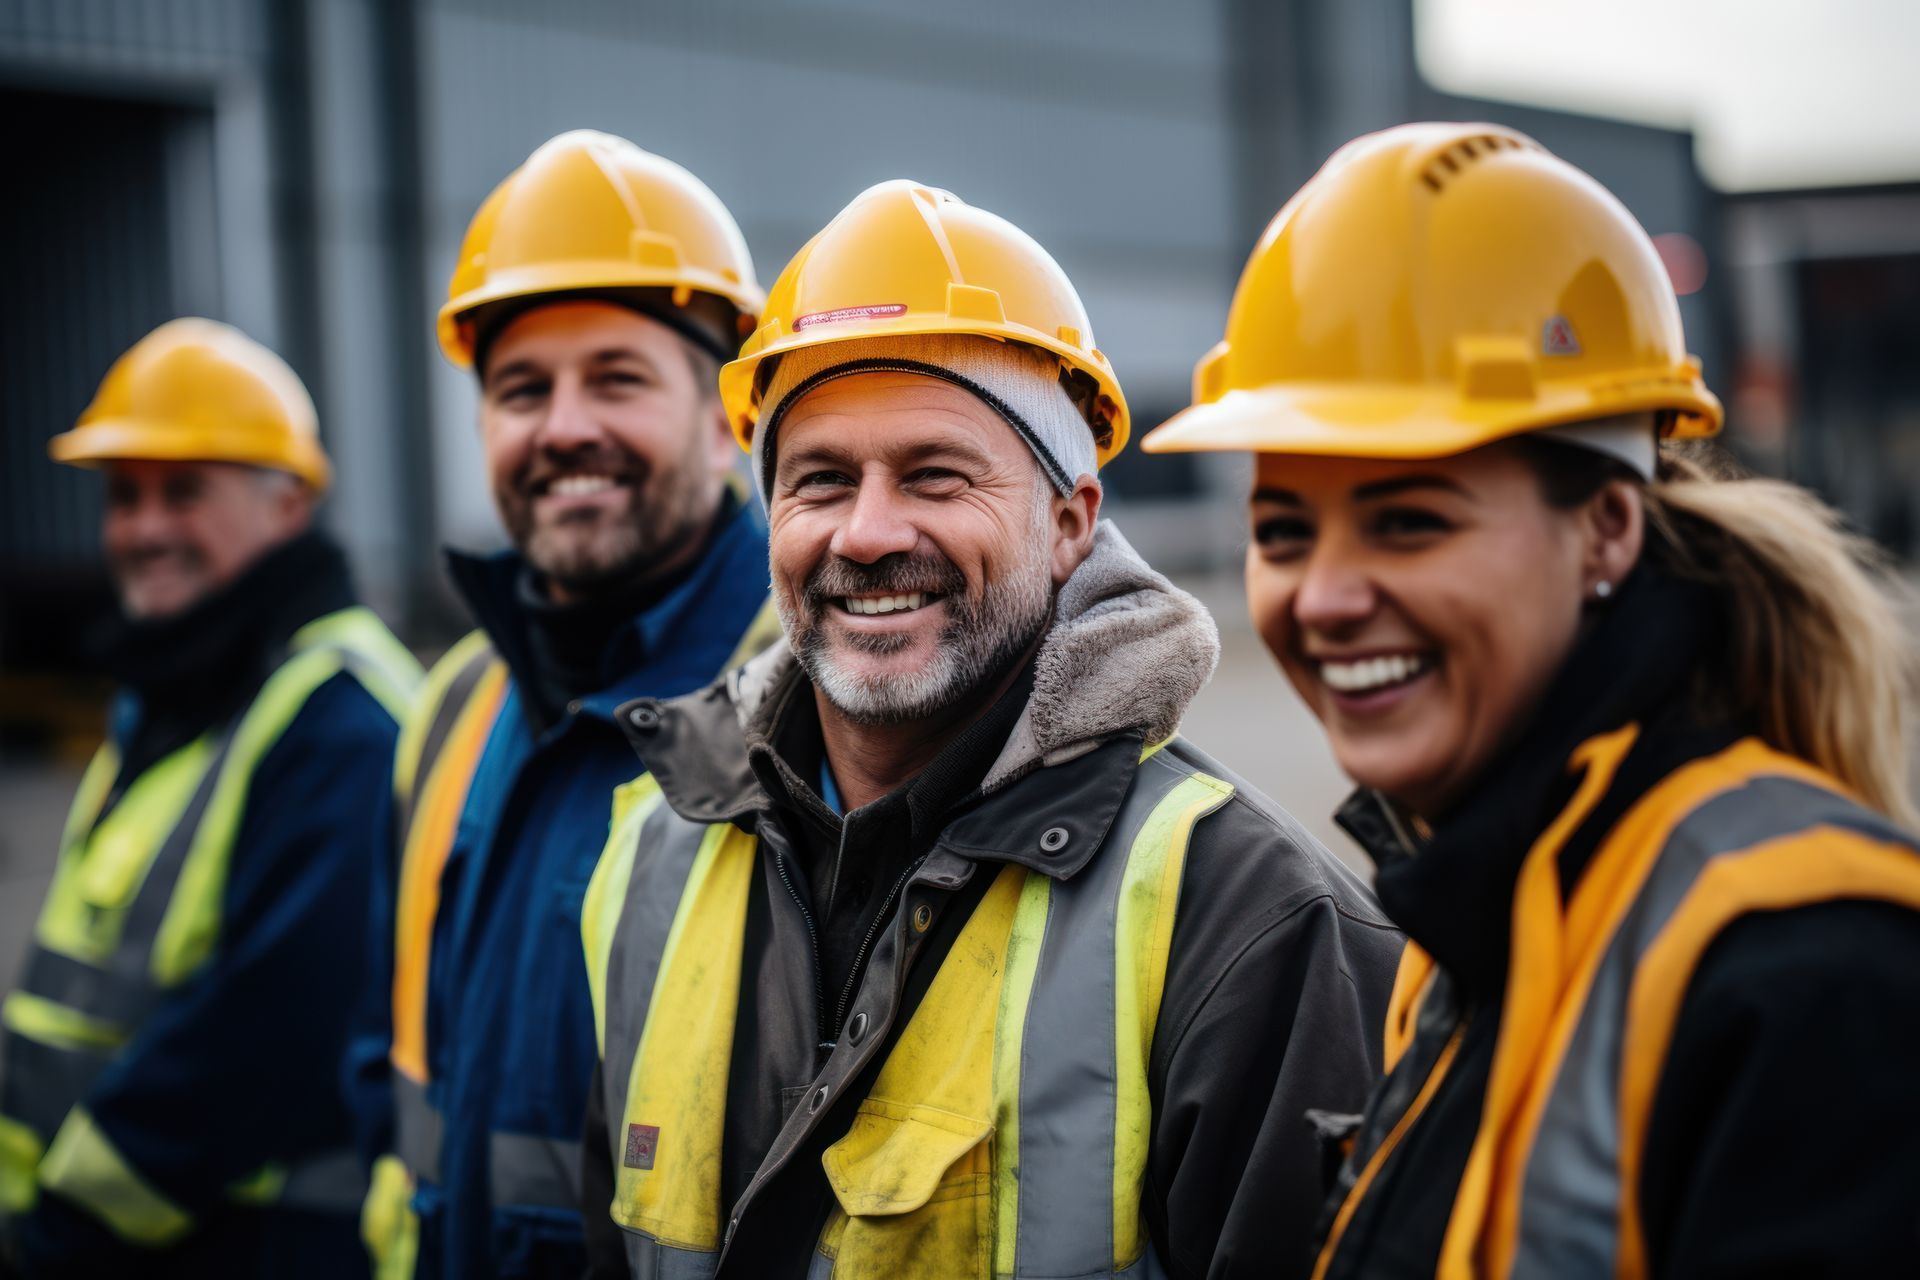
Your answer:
[772,370,1030,472]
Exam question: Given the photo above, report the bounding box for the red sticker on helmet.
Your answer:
[794,303,909,330]
[1541,315,1582,356]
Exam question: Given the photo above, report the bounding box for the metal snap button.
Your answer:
[846,1011,869,1045]
[628,705,661,731]
[911,902,933,933]
[1040,826,1070,854]
[566,699,584,717]
[808,1084,829,1114]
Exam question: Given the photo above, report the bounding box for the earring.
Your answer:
[1592,580,1613,600]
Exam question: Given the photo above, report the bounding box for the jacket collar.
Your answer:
[101,529,357,749]
[1341,558,1728,993]
[618,518,1214,880]
[447,495,767,721]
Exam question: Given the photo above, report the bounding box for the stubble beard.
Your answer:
[501,429,716,596]
[779,489,1057,726]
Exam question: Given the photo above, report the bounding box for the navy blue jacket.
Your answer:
[16,670,402,1279]
[345,500,770,1280]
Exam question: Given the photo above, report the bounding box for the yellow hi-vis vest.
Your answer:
[0,607,419,1247]
[366,603,781,1273]
[1314,732,1920,1280]
[582,740,1234,1280]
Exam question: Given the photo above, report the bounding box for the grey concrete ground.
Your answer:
[0,571,1359,995]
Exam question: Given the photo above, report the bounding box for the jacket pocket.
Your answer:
[819,1099,993,1280]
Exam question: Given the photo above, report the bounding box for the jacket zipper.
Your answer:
[772,851,830,1052]
[828,854,927,1044]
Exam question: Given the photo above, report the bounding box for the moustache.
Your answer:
[801,551,967,612]
[113,542,205,571]
[517,446,644,496]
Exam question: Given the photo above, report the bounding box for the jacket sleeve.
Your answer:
[340,759,401,1166]
[1641,899,1920,1278]
[14,674,398,1273]
[579,1060,627,1279]
[1143,810,1402,1280]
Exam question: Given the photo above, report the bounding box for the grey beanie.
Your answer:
[1538,412,1659,480]
[749,333,1099,505]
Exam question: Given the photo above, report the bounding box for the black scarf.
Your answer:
[97,530,358,791]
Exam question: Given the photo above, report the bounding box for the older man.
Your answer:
[1,319,420,1278]
[344,131,775,1280]
[579,182,1401,1280]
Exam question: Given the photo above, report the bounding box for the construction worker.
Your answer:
[344,130,776,1280]
[0,319,420,1278]
[578,180,1400,1280]
[1144,121,1920,1277]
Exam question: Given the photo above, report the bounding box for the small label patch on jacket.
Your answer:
[624,1123,660,1170]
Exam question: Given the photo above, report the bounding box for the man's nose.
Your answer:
[110,490,176,546]
[535,376,609,453]
[831,478,919,564]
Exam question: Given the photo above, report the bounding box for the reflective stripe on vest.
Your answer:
[1321,736,1920,1280]
[387,636,508,1190]
[0,607,417,1229]
[389,602,780,1210]
[588,743,1232,1279]
[381,638,624,1210]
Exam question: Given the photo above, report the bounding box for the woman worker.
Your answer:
[1143,122,1920,1279]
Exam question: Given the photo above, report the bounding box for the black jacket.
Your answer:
[1315,562,1920,1279]
[582,523,1401,1279]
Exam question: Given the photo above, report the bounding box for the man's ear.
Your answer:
[1580,477,1644,597]
[706,397,739,477]
[1050,475,1102,586]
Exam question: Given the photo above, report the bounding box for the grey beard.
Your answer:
[780,537,1054,727]
[797,569,1051,726]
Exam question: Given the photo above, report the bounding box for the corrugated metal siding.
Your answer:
[0,0,262,69]
[0,89,212,569]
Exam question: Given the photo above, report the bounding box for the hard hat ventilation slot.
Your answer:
[1418,133,1530,195]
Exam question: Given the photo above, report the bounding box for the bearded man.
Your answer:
[578,182,1400,1280]
[343,131,776,1280]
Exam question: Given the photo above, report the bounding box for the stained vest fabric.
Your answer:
[589,743,1227,1279]
[0,596,419,1278]
[580,522,1402,1280]
[344,498,776,1280]
[1311,565,1920,1279]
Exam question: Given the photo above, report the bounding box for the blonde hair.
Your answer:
[1644,444,1919,829]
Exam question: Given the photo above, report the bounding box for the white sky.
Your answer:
[1415,0,1920,190]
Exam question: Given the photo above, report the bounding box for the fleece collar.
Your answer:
[621,518,1222,877]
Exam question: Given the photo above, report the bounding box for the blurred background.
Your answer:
[3,0,1918,974]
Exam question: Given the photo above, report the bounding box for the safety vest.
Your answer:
[582,740,1234,1279]
[0,606,418,1247]
[1314,731,1920,1280]
[385,603,782,1218]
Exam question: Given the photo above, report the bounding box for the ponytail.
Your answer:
[1643,444,1919,829]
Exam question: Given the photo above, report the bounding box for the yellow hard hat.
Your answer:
[49,318,332,493]
[1142,122,1722,460]
[719,180,1128,463]
[439,129,763,368]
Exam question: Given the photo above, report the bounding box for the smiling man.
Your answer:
[343,132,775,1280]
[578,182,1401,1280]
[2,319,419,1279]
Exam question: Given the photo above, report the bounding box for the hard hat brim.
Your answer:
[438,261,765,368]
[720,315,1129,464]
[49,419,333,493]
[1140,378,1722,459]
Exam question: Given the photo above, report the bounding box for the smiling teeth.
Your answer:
[844,593,928,616]
[1320,653,1434,694]
[549,474,615,497]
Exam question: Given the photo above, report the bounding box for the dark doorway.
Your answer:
[0,86,219,738]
